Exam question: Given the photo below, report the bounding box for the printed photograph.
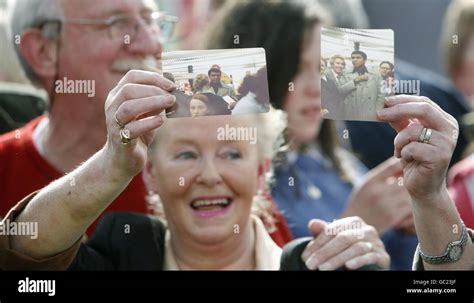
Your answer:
[162,48,270,118]
[321,26,395,121]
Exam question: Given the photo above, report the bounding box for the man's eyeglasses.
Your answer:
[37,11,179,43]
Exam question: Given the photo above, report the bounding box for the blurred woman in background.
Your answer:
[205,0,417,270]
[441,0,474,229]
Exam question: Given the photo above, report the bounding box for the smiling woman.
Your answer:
[0,68,290,270]
[143,113,284,269]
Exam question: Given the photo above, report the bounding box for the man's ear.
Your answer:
[19,29,59,80]
[142,160,158,192]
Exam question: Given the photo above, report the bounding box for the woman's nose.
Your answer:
[196,158,223,186]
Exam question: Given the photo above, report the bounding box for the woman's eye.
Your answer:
[222,149,242,160]
[176,151,196,160]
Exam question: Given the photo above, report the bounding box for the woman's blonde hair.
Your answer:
[193,74,210,93]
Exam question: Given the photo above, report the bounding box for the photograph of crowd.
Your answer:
[162,48,270,118]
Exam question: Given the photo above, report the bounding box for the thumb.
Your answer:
[308,219,327,237]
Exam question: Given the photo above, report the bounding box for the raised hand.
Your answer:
[377,95,459,202]
[104,70,176,177]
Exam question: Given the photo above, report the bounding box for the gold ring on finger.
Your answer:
[120,128,132,145]
[419,127,432,144]
[114,112,125,128]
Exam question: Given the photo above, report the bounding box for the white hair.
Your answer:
[9,0,64,86]
[0,14,29,83]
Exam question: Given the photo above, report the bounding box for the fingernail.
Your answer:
[166,81,175,90]
[301,250,310,260]
[305,256,320,270]
[166,95,176,104]
[319,262,333,271]
[346,260,358,269]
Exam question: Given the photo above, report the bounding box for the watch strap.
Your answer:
[419,222,468,265]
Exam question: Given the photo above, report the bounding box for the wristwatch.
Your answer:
[419,222,469,265]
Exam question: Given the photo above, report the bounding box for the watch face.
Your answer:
[449,246,462,260]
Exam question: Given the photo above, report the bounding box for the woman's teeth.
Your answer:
[191,199,230,209]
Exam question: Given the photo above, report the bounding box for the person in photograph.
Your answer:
[344,50,385,121]
[321,58,328,76]
[322,54,362,118]
[189,93,209,117]
[232,67,270,115]
[320,58,330,107]
[379,61,395,96]
[379,61,394,80]
[208,64,238,108]
[192,73,212,94]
